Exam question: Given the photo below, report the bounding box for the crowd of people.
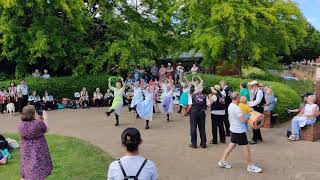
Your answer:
[2,62,320,179]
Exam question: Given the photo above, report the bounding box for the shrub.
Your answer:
[0,75,112,99]
[187,74,300,122]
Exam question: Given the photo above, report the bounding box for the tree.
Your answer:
[174,0,307,76]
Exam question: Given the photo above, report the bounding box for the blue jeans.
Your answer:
[291,116,315,139]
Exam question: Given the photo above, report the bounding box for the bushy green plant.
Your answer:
[187,74,300,122]
[0,75,111,99]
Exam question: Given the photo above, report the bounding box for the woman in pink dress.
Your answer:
[18,106,53,180]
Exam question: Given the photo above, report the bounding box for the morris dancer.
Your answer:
[136,86,156,129]
[129,81,143,118]
[177,76,191,114]
[106,77,125,126]
[159,82,174,122]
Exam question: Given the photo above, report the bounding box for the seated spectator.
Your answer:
[28,91,41,111]
[104,89,114,107]
[93,88,104,107]
[80,87,89,108]
[288,95,319,141]
[264,87,276,113]
[32,69,41,78]
[287,92,312,114]
[42,91,54,110]
[107,128,158,180]
[42,69,51,79]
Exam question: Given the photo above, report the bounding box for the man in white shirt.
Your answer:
[42,69,51,79]
[17,80,29,112]
[248,80,265,144]
[218,92,263,173]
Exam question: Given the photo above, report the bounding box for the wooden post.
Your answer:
[316,68,320,105]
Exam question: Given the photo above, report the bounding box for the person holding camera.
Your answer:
[18,106,53,180]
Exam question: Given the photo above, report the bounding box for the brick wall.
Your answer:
[300,121,320,142]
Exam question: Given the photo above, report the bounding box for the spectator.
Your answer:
[17,80,29,112]
[42,91,54,110]
[166,63,174,79]
[28,91,41,111]
[8,81,17,103]
[264,87,276,113]
[159,64,166,82]
[0,87,8,114]
[289,95,319,141]
[80,87,89,108]
[190,64,198,74]
[42,69,51,79]
[240,82,250,101]
[133,66,141,82]
[107,128,158,180]
[288,92,312,113]
[32,69,41,78]
[18,106,53,179]
[175,62,183,84]
[93,88,104,107]
[150,64,159,81]
[104,89,114,107]
[220,80,233,137]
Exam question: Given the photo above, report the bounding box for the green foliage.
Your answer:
[175,0,307,74]
[0,75,111,99]
[187,74,300,122]
[0,134,113,180]
[283,80,315,96]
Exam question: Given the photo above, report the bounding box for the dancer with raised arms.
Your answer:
[106,77,125,126]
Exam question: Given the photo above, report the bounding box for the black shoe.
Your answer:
[105,111,111,117]
[249,140,257,145]
[115,123,119,126]
[128,106,132,112]
[189,144,197,149]
[145,125,150,129]
[177,110,181,114]
[200,144,207,149]
[210,140,217,144]
[220,141,226,144]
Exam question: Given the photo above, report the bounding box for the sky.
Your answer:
[294,0,320,30]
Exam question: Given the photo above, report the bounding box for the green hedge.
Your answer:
[0,75,110,99]
[187,74,300,122]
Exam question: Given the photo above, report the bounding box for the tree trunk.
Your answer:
[238,58,242,78]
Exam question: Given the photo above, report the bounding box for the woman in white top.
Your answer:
[129,82,143,118]
[190,64,198,74]
[8,81,17,103]
[136,86,156,129]
[93,88,104,107]
[80,87,89,108]
[106,77,125,126]
[289,95,319,141]
[107,128,158,180]
[159,82,174,122]
[42,91,54,110]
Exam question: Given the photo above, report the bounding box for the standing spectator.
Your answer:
[208,85,226,144]
[133,66,141,83]
[8,81,17,103]
[264,87,276,125]
[175,62,183,84]
[93,88,104,107]
[150,64,159,81]
[218,92,263,173]
[32,69,41,78]
[42,69,51,79]
[190,64,198,74]
[158,64,166,82]
[0,87,8,114]
[166,63,174,79]
[17,80,29,112]
[28,91,41,111]
[42,91,54,110]
[249,81,266,144]
[18,106,53,179]
[220,80,233,137]
[240,82,250,101]
[107,128,158,180]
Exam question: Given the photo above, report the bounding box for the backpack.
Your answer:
[118,159,148,180]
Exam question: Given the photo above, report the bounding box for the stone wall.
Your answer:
[291,64,317,81]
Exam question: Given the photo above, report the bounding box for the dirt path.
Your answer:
[1,107,320,180]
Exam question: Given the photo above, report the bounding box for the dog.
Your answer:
[6,103,15,116]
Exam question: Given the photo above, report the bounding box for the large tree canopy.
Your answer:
[174,0,308,75]
[0,0,175,77]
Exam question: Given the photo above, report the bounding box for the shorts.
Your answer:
[230,132,248,145]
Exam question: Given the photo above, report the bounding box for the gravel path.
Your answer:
[1,107,320,180]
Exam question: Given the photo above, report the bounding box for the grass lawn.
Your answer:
[0,134,113,180]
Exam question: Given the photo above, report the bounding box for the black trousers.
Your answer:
[18,95,28,112]
[224,109,231,136]
[252,106,263,141]
[0,101,7,113]
[190,110,207,147]
[211,114,226,143]
[45,101,53,110]
[94,99,103,107]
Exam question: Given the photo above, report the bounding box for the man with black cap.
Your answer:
[220,80,233,137]
[188,84,208,149]
[249,80,266,144]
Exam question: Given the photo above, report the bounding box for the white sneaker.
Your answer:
[247,164,263,173]
[218,160,232,169]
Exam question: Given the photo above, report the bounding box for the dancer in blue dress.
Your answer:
[177,76,191,114]
[129,81,143,118]
[136,86,156,129]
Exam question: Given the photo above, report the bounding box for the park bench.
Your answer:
[300,120,320,142]
[262,112,278,128]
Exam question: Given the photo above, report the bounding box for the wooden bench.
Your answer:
[300,121,320,142]
[262,112,278,128]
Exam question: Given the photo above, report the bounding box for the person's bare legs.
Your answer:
[0,156,8,165]
[221,143,236,161]
[243,145,252,165]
